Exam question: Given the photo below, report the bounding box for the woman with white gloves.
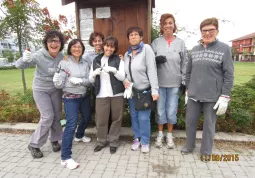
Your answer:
[89,36,125,154]
[15,30,65,159]
[53,39,91,170]
[181,17,234,158]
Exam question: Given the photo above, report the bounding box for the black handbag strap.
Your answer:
[128,55,134,82]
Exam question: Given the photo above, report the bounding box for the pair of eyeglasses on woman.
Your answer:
[201,29,217,34]
[47,39,60,44]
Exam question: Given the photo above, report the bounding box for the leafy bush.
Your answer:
[175,75,255,134]
[0,66,17,70]
[0,76,254,134]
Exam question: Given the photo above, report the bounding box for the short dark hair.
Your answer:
[89,32,104,47]
[67,39,85,56]
[159,13,177,34]
[42,30,65,51]
[200,17,219,31]
[126,26,143,39]
[103,36,118,54]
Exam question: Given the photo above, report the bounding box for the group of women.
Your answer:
[15,14,233,170]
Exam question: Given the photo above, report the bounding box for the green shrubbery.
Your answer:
[0,76,254,134]
[0,89,40,123]
[175,75,255,134]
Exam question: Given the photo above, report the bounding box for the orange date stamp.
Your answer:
[200,154,239,161]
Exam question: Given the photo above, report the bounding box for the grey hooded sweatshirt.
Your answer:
[55,56,91,95]
[15,48,64,92]
[185,40,234,102]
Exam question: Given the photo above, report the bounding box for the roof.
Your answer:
[62,0,155,7]
[231,32,255,41]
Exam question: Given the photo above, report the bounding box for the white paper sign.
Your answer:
[80,8,93,20]
[80,19,94,40]
[96,7,111,19]
[80,19,94,31]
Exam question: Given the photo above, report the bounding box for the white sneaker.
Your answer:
[61,158,79,170]
[166,133,175,149]
[154,133,164,148]
[131,138,141,151]
[74,136,91,143]
[141,144,150,153]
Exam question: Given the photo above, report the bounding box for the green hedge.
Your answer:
[0,75,254,134]
[0,66,35,70]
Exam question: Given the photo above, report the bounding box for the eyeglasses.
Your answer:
[201,29,217,34]
[47,39,60,44]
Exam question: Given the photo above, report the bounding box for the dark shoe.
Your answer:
[28,145,43,159]
[110,147,117,154]
[51,141,61,152]
[94,145,105,152]
[181,147,192,155]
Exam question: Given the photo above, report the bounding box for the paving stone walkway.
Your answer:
[0,132,254,178]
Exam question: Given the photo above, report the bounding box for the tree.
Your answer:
[0,0,44,94]
[0,0,74,94]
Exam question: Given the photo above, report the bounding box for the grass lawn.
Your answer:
[0,62,255,96]
[233,62,255,85]
[0,68,35,95]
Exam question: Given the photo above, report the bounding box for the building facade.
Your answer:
[231,32,255,62]
[62,0,155,55]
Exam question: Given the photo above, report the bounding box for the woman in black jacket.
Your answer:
[89,36,125,154]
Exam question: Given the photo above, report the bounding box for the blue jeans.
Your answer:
[128,98,151,145]
[61,96,91,160]
[75,95,91,139]
[156,87,179,125]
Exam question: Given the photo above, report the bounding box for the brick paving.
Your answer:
[0,132,254,178]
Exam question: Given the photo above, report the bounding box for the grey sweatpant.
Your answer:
[29,89,63,148]
[95,96,124,147]
[184,99,217,155]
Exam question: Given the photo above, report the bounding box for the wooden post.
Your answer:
[147,0,152,43]
[75,2,80,39]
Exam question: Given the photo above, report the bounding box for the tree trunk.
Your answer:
[17,30,27,94]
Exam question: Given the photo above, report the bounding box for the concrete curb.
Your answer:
[0,122,254,142]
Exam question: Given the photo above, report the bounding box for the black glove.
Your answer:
[179,84,186,95]
[155,55,167,65]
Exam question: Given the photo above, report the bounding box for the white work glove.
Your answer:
[123,83,133,99]
[69,77,83,85]
[53,73,62,86]
[93,68,102,78]
[103,66,117,74]
[22,50,32,62]
[213,95,231,116]
[185,91,188,105]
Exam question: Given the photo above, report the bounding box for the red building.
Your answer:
[231,32,255,62]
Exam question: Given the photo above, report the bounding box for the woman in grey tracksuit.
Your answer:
[15,30,65,159]
[53,39,91,169]
[181,17,234,158]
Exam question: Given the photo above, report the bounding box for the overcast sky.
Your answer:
[37,0,255,49]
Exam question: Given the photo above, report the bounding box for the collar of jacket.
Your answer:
[68,55,85,64]
[199,39,219,48]
[127,41,144,55]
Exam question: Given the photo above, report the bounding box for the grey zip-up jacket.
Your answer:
[55,56,91,95]
[185,40,234,102]
[124,43,159,95]
[15,48,64,92]
[151,36,188,87]
[82,51,102,68]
